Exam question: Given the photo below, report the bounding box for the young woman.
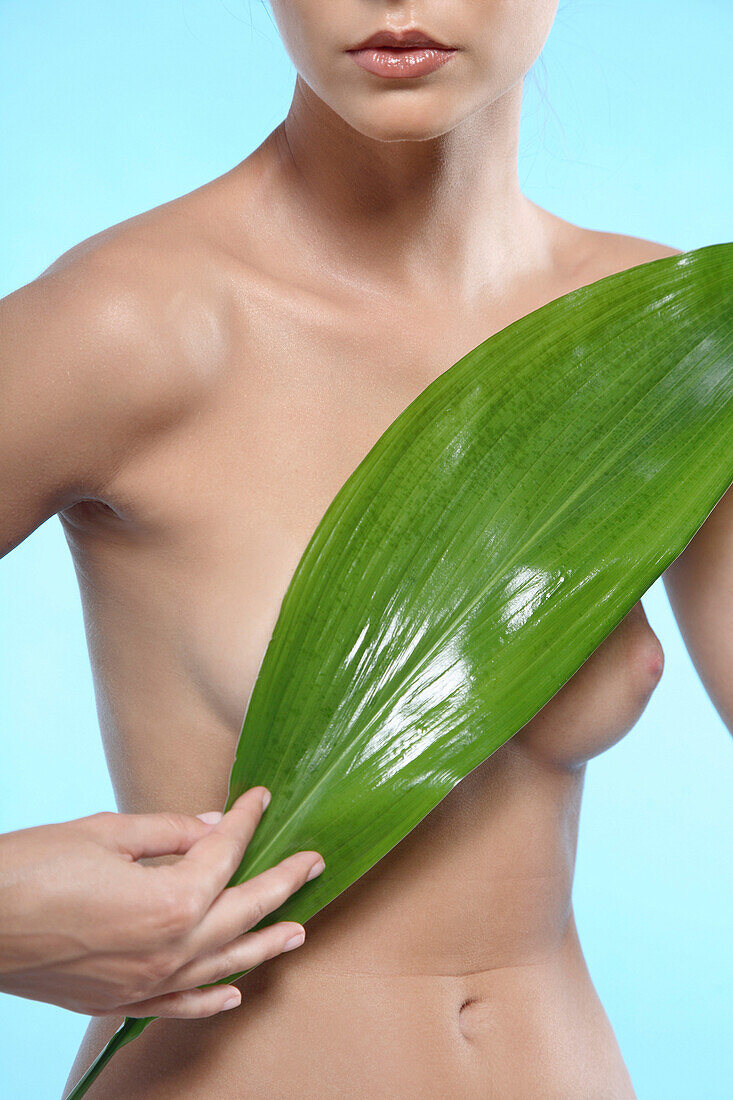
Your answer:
[1,2,730,1096]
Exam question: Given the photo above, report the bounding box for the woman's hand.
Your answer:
[0,787,324,1018]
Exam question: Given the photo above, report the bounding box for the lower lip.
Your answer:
[348,47,457,79]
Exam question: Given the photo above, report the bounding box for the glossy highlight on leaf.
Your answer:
[67,243,733,1098]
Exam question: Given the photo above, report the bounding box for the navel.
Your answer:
[457,995,488,1043]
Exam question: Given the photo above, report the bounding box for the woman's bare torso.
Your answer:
[63,137,671,1098]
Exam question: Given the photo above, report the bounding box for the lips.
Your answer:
[346,28,458,80]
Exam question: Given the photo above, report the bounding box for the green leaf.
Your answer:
[67,243,733,1098]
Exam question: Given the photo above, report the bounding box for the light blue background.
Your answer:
[1,1,731,1096]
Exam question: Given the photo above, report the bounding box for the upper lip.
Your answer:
[347,29,453,51]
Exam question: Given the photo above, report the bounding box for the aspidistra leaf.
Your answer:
[67,243,733,1098]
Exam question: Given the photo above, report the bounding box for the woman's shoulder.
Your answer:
[26,173,258,418]
[577,226,682,280]
[0,177,258,521]
[547,214,683,288]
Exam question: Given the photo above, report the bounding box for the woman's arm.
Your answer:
[0,248,324,1017]
[664,485,733,732]
[0,242,192,555]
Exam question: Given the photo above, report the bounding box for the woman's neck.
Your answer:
[271,75,547,295]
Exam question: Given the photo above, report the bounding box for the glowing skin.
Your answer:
[0,2,729,1098]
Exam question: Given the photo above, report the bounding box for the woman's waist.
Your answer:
[82,918,634,1099]
[236,920,631,1099]
[298,866,574,979]
[296,748,583,976]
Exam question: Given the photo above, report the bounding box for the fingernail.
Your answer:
[283,930,305,952]
[197,811,223,825]
[306,858,325,882]
[222,993,241,1011]
[261,789,271,810]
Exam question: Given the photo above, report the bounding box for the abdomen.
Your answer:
[71,603,658,1098]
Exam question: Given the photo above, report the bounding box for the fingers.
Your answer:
[184,849,325,958]
[162,921,306,993]
[114,983,244,1020]
[111,920,308,1019]
[90,809,225,860]
[172,788,271,905]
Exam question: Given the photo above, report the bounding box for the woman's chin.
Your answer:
[340,99,470,143]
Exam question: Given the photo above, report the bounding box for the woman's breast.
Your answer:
[516,599,664,769]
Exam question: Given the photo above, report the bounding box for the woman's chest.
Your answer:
[94,287,664,774]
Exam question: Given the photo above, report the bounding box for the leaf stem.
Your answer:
[64,1017,154,1099]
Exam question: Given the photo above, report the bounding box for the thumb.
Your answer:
[100,809,224,860]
